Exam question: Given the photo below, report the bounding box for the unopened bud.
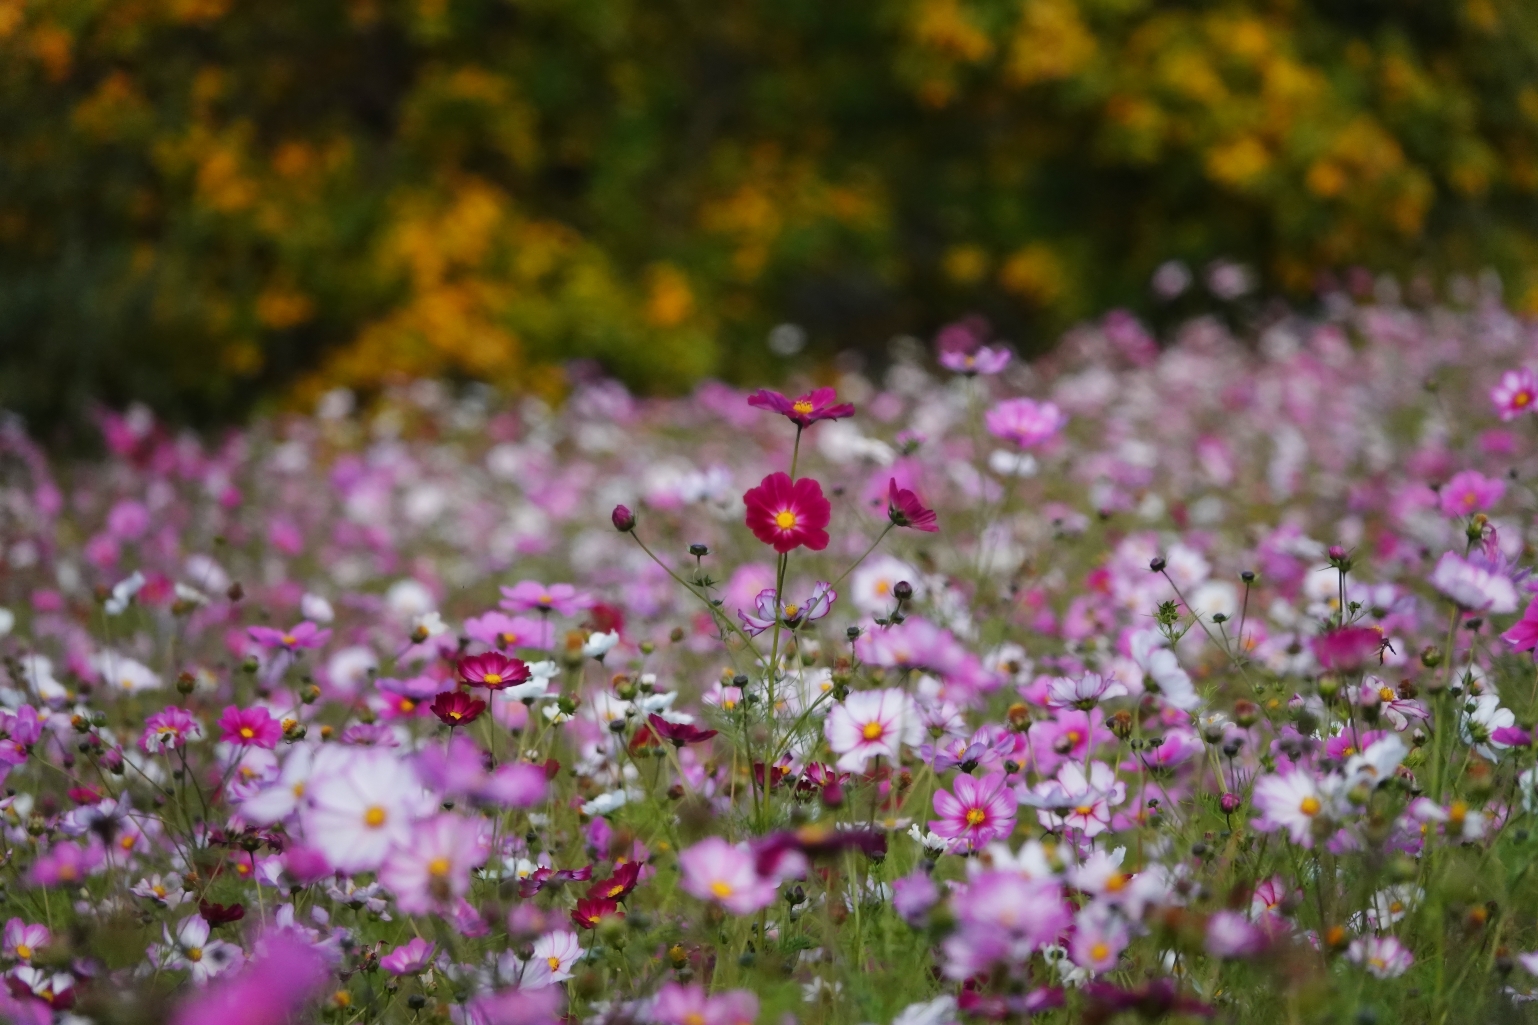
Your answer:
[611,505,636,532]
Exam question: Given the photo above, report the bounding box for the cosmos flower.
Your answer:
[246,622,331,652]
[679,838,779,915]
[746,387,856,428]
[217,706,281,749]
[930,771,1016,853]
[380,937,436,975]
[825,688,923,772]
[742,472,832,553]
[141,707,203,753]
[523,930,585,986]
[499,581,594,617]
[431,690,487,727]
[1429,551,1518,613]
[458,652,531,690]
[2,920,48,963]
[887,478,939,532]
[1347,935,1413,978]
[378,813,484,914]
[1504,598,1538,652]
[737,582,836,636]
[985,398,1067,448]
[1438,470,1504,518]
[299,747,431,874]
[649,984,759,1025]
[1492,368,1538,421]
[939,346,1011,376]
[1250,770,1326,847]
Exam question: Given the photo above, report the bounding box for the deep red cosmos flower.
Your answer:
[747,387,855,428]
[458,652,530,691]
[430,690,487,727]
[570,897,623,930]
[743,472,831,553]
[587,861,642,901]
[887,478,938,532]
[646,713,719,748]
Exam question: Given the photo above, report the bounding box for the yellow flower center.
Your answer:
[239,727,255,739]
[428,857,451,877]
[783,604,800,618]
[964,808,987,827]
[1519,392,1532,408]
[685,1015,706,1025]
[540,593,553,604]
[774,510,798,530]
[547,956,562,970]
[1090,942,1110,961]
[281,634,296,646]
[292,782,306,797]
[1379,687,1395,702]
[1074,804,1095,817]
[187,947,203,963]
[15,945,30,960]
[1299,796,1321,816]
[1105,873,1126,892]
[364,806,388,828]
[861,721,885,741]
[792,400,814,415]
[710,880,734,899]
[484,674,502,685]
[401,699,415,712]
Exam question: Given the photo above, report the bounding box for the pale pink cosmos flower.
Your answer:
[678,837,779,915]
[1069,902,1130,974]
[1251,770,1325,847]
[1429,551,1518,613]
[985,398,1067,448]
[1205,910,1265,958]
[1023,761,1125,838]
[522,930,584,986]
[930,771,1016,853]
[1045,673,1128,710]
[299,747,432,874]
[240,746,316,825]
[140,706,203,753]
[155,916,244,984]
[3,919,49,962]
[1492,368,1538,420]
[378,813,485,914]
[1347,934,1413,978]
[246,621,331,652]
[825,688,923,772]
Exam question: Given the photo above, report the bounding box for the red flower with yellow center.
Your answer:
[743,472,831,553]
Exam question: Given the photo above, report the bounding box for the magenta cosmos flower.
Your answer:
[746,387,855,428]
[458,652,531,691]
[931,771,1016,852]
[217,706,281,749]
[1504,597,1538,652]
[887,478,938,532]
[1438,469,1505,518]
[246,622,331,652]
[141,707,202,753]
[380,937,436,976]
[678,837,779,914]
[985,397,1067,448]
[1492,368,1538,420]
[743,472,831,553]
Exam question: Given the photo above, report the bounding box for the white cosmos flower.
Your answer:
[300,747,432,873]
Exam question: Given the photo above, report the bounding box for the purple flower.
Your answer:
[892,871,940,926]
[380,937,436,975]
[1439,469,1505,518]
[246,622,331,652]
[746,387,855,428]
[1204,910,1265,958]
[985,398,1067,448]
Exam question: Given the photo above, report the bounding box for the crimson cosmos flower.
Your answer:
[571,896,623,930]
[587,861,642,901]
[743,472,831,553]
[430,690,487,727]
[746,387,855,428]
[458,652,530,691]
[887,478,938,532]
[646,713,719,748]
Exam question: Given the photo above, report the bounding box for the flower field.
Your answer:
[4,300,1538,1024]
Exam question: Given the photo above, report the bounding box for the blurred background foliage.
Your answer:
[4,0,1538,433]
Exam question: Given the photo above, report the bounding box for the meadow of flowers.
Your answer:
[5,295,1538,1025]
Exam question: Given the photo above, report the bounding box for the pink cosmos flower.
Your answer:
[649,985,759,1025]
[499,581,593,617]
[1205,910,1265,958]
[458,652,531,691]
[985,398,1067,448]
[1310,626,1383,673]
[1505,597,1538,652]
[678,837,779,914]
[3,920,49,962]
[1022,761,1125,837]
[737,582,836,636]
[1250,770,1325,847]
[380,937,436,975]
[746,387,855,428]
[379,813,484,914]
[168,932,328,1025]
[1045,672,1128,710]
[217,706,281,749]
[246,622,331,652]
[887,478,938,532]
[1492,368,1538,420]
[743,472,832,553]
[825,688,922,771]
[464,611,554,651]
[523,931,585,987]
[141,707,203,753]
[1347,934,1413,978]
[931,771,1016,852]
[1438,469,1504,518]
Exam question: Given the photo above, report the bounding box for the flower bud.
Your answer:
[1219,792,1241,814]
[611,505,636,532]
[893,580,914,601]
